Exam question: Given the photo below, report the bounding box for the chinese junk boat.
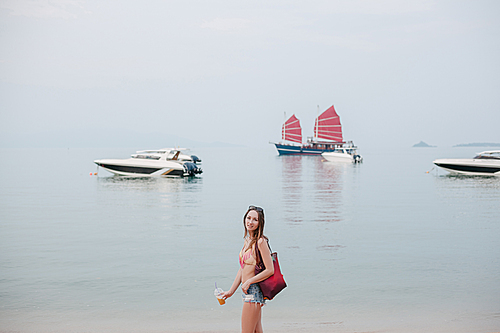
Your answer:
[272,105,362,162]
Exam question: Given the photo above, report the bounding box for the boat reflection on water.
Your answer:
[95,176,204,215]
[280,155,303,225]
[96,174,203,194]
[280,155,350,265]
[312,157,346,224]
[280,155,352,226]
[434,168,500,192]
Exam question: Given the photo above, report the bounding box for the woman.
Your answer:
[222,205,274,333]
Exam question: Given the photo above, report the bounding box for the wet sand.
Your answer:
[1,307,499,333]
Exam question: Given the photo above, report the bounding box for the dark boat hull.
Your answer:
[274,143,337,155]
[94,160,202,177]
[95,162,185,176]
[433,161,500,175]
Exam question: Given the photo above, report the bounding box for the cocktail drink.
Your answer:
[214,286,225,305]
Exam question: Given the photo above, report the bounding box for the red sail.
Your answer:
[282,114,302,143]
[314,105,343,142]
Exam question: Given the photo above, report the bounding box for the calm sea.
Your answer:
[0,146,499,333]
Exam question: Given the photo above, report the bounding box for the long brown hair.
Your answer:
[243,206,268,265]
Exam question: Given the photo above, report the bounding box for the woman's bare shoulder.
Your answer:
[257,237,268,246]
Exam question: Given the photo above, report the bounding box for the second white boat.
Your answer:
[322,145,363,163]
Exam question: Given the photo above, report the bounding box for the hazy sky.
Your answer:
[1,0,499,148]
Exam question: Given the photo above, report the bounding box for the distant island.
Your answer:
[413,141,436,148]
[453,142,500,147]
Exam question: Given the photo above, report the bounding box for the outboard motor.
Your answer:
[353,155,363,163]
[183,162,203,176]
[191,155,202,163]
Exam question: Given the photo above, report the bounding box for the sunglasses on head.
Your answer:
[248,205,263,212]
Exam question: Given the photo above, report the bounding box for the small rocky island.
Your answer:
[413,141,436,148]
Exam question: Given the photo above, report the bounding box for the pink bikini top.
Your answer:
[239,245,256,269]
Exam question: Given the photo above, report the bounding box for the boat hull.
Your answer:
[94,159,201,177]
[433,159,500,176]
[274,143,336,155]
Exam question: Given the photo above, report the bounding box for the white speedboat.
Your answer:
[433,151,500,176]
[94,148,202,177]
[322,146,363,163]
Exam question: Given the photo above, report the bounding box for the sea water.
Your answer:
[0,146,499,332]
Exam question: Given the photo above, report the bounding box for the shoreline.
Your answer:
[2,306,499,333]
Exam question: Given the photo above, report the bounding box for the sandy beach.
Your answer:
[2,305,499,333]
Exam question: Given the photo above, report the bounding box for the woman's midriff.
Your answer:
[241,265,256,285]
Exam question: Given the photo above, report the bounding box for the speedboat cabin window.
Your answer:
[474,153,500,160]
[134,155,161,160]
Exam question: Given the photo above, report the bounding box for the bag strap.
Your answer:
[254,238,271,268]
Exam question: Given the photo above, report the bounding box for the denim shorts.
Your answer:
[242,283,265,305]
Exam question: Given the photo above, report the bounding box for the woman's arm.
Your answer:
[222,268,242,299]
[241,238,274,291]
